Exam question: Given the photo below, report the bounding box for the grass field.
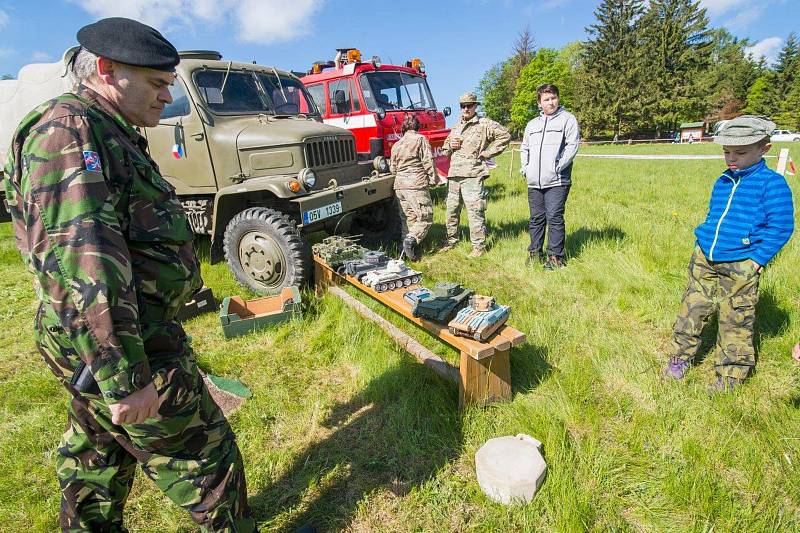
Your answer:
[1,142,799,531]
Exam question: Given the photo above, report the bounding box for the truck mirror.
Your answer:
[375,107,386,120]
[443,106,451,117]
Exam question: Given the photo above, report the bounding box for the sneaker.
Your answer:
[662,357,690,380]
[402,236,417,261]
[469,247,485,258]
[707,374,743,393]
[543,255,565,270]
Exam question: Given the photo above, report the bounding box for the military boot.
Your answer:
[707,374,743,393]
[403,236,418,261]
[469,247,485,258]
[440,240,457,252]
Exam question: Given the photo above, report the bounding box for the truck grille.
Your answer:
[304,136,357,168]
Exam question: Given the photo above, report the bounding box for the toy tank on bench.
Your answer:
[361,259,422,292]
[312,235,367,273]
[344,250,391,281]
[448,295,510,341]
[410,282,473,323]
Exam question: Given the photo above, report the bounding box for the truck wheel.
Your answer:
[223,207,310,294]
[351,197,402,249]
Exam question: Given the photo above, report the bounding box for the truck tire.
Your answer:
[223,207,310,294]
[351,196,402,249]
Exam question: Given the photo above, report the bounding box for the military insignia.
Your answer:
[742,237,751,245]
[82,151,102,172]
[172,143,184,159]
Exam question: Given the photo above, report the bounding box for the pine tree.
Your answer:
[700,29,760,123]
[638,0,713,137]
[579,0,646,139]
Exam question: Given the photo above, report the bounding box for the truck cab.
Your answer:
[300,48,451,179]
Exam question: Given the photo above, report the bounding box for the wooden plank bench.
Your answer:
[313,256,526,408]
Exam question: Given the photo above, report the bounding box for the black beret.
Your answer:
[77,17,179,71]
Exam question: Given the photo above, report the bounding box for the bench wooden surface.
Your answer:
[313,256,526,407]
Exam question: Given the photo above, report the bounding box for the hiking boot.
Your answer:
[662,357,690,380]
[526,251,545,266]
[707,374,743,393]
[402,236,417,261]
[469,247,485,258]
[440,241,457,252]
[543,255,565,270]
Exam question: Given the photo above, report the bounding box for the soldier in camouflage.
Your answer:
[2,18,255,531]
[390,115,438,261]
[441,92,510,257]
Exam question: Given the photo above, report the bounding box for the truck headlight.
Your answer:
[373,156,389,173]
[299,168,316,188]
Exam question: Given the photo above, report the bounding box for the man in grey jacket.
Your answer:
[520,83,580,269]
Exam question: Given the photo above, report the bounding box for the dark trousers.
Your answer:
[527,185,570,257]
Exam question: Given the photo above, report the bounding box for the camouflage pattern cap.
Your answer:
[77,17,179,71]
[714,115,776,146]
[459,92,480,105]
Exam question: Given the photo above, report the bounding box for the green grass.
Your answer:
[1,141,800,531]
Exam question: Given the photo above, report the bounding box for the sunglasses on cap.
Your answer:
[460,103,476,109]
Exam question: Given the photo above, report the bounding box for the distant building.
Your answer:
[679,122,706,143]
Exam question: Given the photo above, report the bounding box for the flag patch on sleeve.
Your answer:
[82,151,102,173]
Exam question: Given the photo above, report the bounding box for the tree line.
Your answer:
[478,0,799,140]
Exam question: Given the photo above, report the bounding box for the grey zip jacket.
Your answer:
[520,106,580,188]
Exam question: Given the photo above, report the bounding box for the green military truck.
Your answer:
[0,49,397,294]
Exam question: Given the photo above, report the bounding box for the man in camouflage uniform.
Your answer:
[441,92,510,257]
[390,115,437,261]
[2,18,255,531]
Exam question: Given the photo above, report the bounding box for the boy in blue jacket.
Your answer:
[663,116,794,391]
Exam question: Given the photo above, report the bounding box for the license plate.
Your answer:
[302,201,342,224]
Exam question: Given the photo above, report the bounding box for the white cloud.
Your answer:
[745,36,784,65]
[0,8,8,27]
[699,0,750,17]
[723,5,765,31]
[69,0,324,44]
[32,51,53,62]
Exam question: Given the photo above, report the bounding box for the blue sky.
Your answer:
[1,0,797,122]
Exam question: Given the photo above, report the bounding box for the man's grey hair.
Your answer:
[69,48,99,89]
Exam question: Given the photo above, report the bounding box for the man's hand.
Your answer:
[792,342,800,363]
[751,259,762,273]
[450,136,462,150]
[109,382,159,425]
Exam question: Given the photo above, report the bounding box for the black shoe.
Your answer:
[543,255,566,270]
[526,251,544,266]
[402,236,418,261]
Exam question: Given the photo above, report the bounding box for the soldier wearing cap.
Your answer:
[441,92,510,257]
[662,115,794,392]
[3,17,255,530]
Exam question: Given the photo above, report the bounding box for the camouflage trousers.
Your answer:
[35,307,256,532]
[445,176,488,249]
[396,188,433,245]
[670,246,761,380]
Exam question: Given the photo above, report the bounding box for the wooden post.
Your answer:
[459,349,511,408]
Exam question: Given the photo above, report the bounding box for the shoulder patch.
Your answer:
[83,151,102,173]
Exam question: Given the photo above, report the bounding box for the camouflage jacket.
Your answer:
[442,115,510,178]
[390,130,437,190]
[2,87,202,403]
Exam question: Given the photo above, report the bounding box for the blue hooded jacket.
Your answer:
[694,159,794,266]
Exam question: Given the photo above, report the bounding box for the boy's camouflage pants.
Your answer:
[445,176,488,249]
[36,309,256,532]
[396,188,433,244]
[670,246,761,380]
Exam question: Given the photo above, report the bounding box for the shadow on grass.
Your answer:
[690,287,789,365]
[250,362,462,532]
[510,342,553,395]
[564,226,626,259]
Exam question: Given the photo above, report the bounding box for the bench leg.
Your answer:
[314,261,337,297]
[459,349,511,409]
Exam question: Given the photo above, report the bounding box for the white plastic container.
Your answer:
[475,434,547,504]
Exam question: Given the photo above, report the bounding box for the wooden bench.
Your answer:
[313,256,526,408]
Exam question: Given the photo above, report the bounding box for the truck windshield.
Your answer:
[359,71,435,111]
[193,69,319,115]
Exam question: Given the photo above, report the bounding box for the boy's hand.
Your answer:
[793,343,800,363]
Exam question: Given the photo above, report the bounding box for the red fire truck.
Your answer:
[300,48,451,179]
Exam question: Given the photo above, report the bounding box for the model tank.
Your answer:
[312,236,367,272]
[448,295,510,341]
[403,287,433,306]
[361,259,422,292]
[344,250,391,281]
[411,282,474,322]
